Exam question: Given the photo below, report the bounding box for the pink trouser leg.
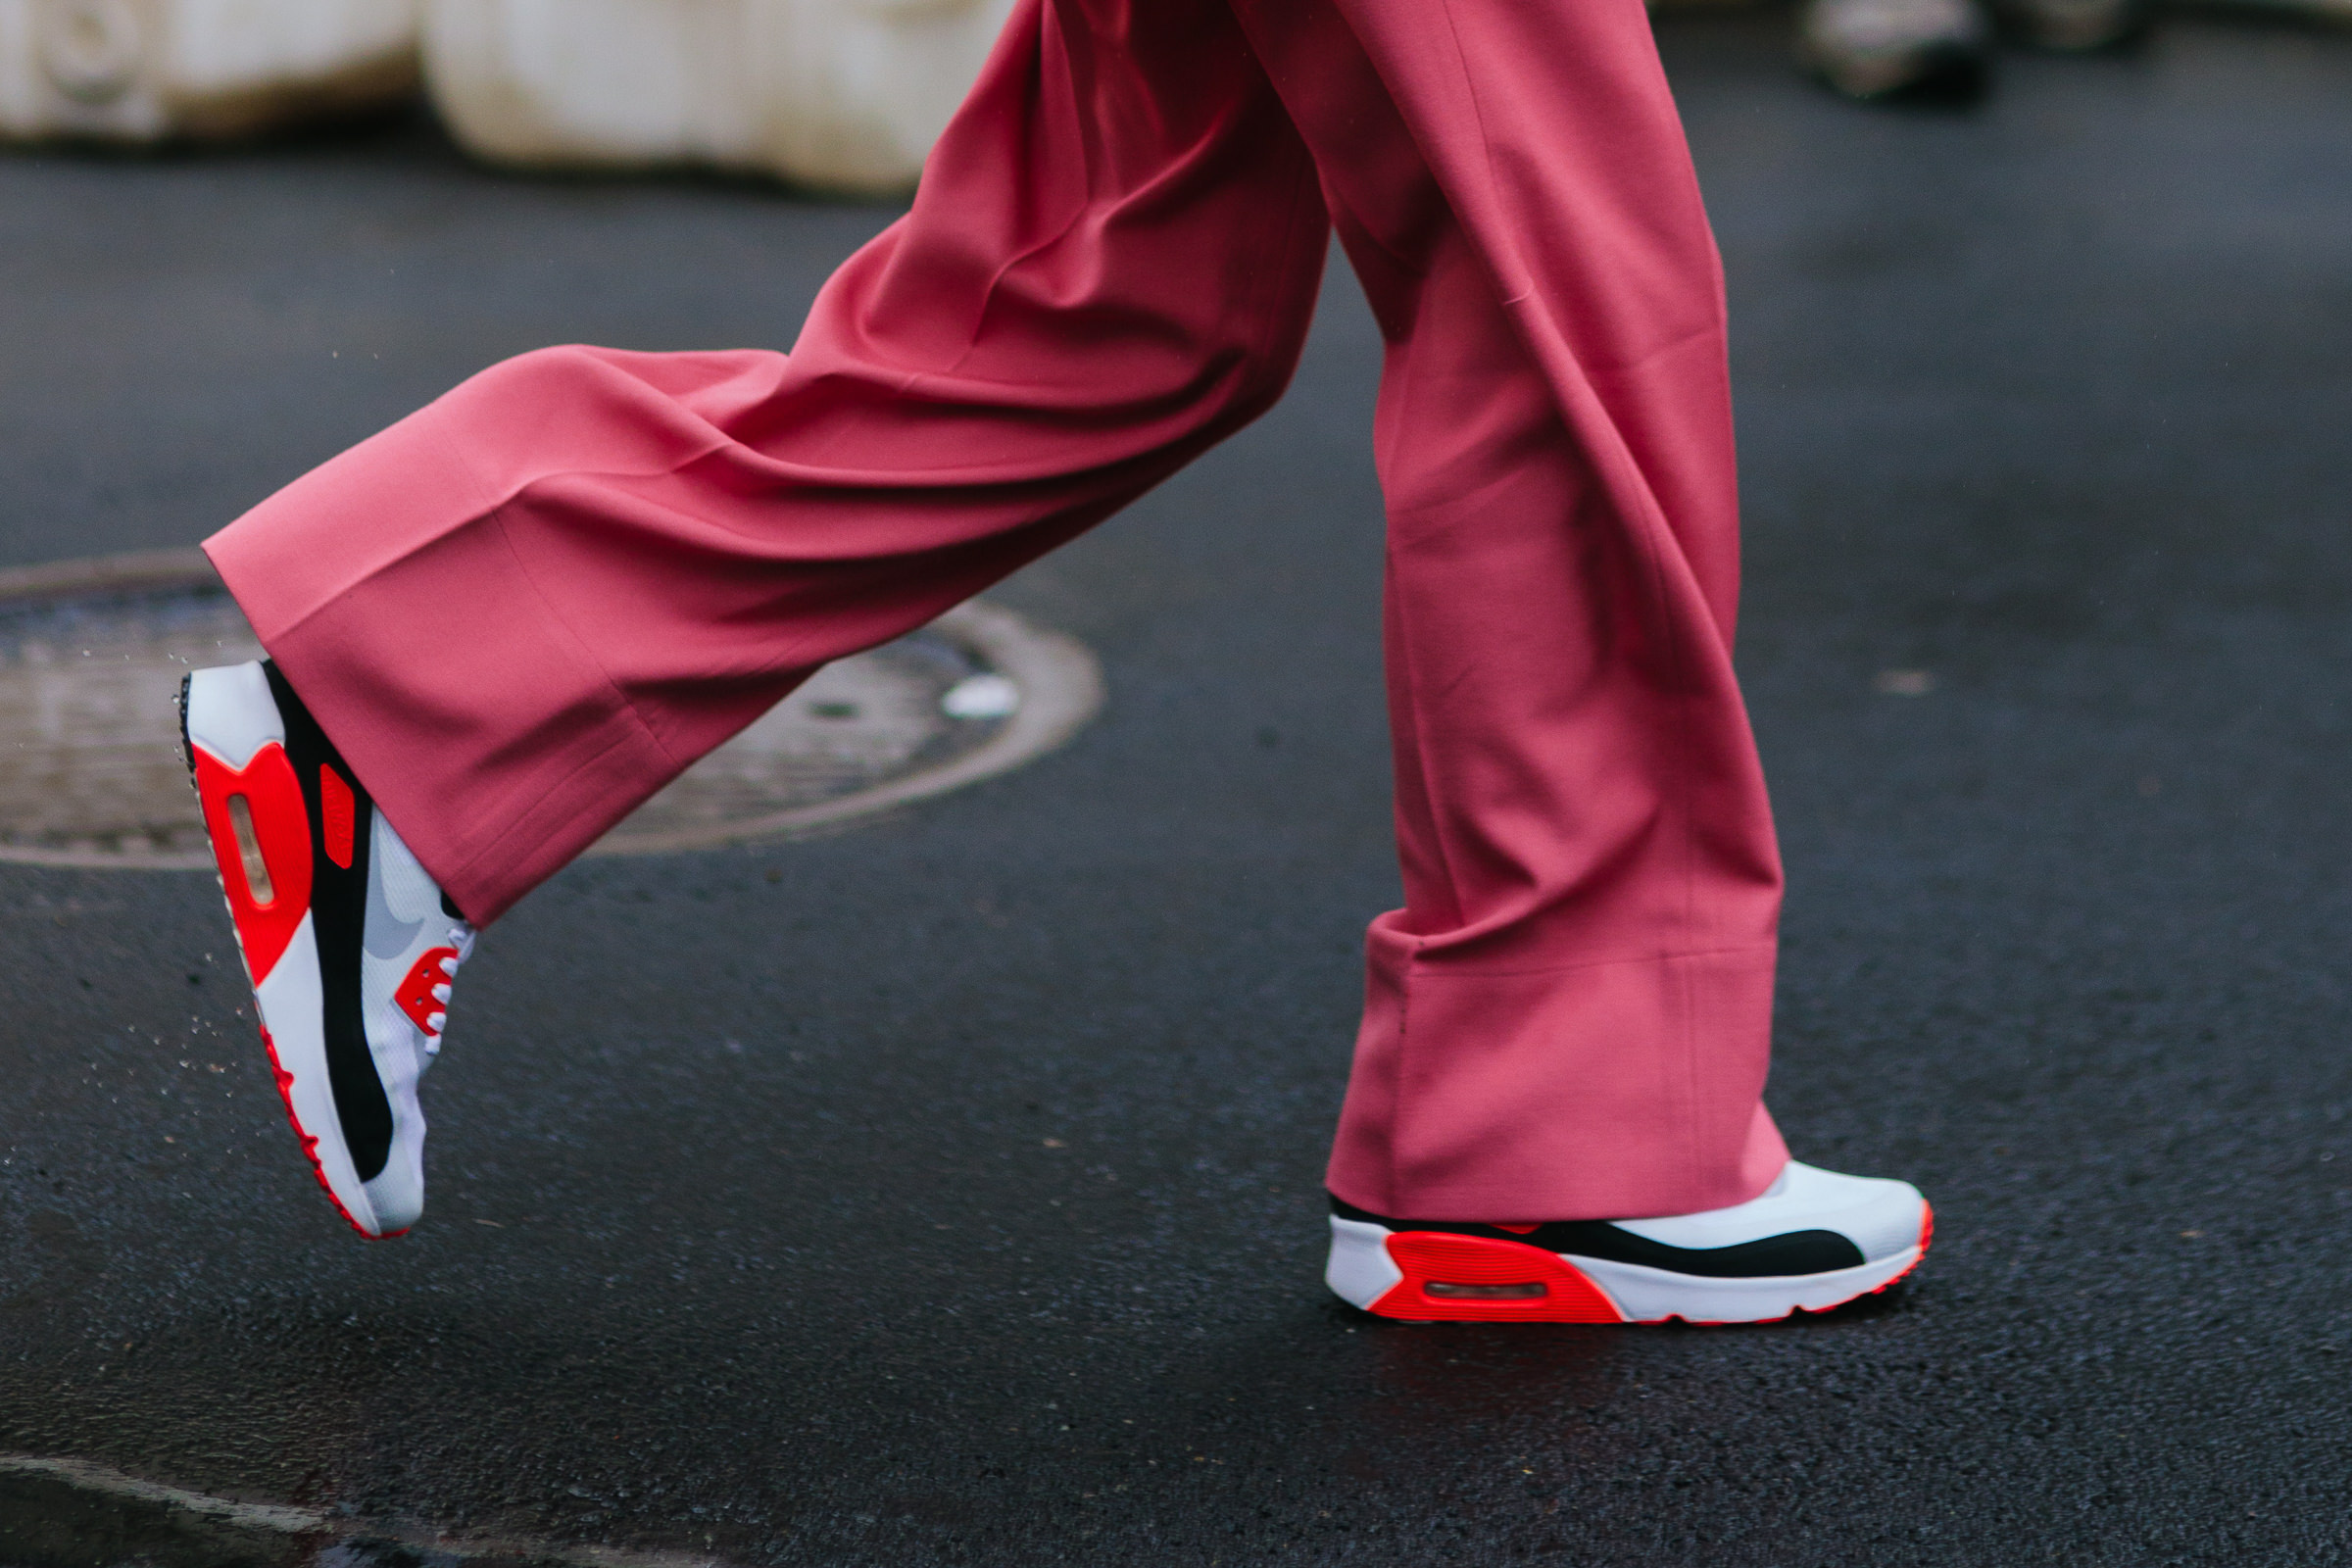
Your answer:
[205,0,1786,1221]
[208,0,1332,925]
[1238,0,1790,1220]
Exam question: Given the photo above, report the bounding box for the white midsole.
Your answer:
[252,911,380,1237]
[1324,1215,1922,1323]
[1567,1245,1923,1323]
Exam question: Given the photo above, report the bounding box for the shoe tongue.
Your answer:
[372,815,445,923]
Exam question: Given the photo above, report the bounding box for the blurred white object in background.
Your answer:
[1798,0,1990,97]
[0,0,418,140]
[420,0,1015,196]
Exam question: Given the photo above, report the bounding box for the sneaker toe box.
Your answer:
[1613,1160,1929,1265]
[1784,1163,1928,1262]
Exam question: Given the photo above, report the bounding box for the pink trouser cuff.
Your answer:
[205,404,672,926]
[1325,927,1788,1222]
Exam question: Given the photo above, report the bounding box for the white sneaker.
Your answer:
[1326,1161,1932,1324]
[179,662,474,1239]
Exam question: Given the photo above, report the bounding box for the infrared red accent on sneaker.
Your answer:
[191,742,313,986]
[395,947,461,1037]
[320,763,356,869]
[257,1017,408,1241]
[1371,1231,1626,1323]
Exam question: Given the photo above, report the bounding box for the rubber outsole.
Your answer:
[259,1018,404,1241]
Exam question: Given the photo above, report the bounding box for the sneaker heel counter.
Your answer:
[184,662,284,768]
[1326,1216,1404,1309]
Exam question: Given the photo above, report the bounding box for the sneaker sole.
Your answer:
[1328,1204,1933,1325]
[179,672,400,1241]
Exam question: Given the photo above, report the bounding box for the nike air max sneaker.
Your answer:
[1326,1161,1931,1324]
[180,662,473,1239]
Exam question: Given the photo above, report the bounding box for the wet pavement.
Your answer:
[4,10,2352,1565]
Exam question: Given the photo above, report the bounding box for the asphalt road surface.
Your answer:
[3,11,2351,1566]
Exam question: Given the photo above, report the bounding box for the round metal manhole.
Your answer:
[0,551,1103,870]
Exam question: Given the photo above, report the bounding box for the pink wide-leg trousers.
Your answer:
[206,0,1790,1221]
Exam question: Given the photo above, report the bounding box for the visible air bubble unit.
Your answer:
[225,794,273,905]
[1377,1232,1626,1323]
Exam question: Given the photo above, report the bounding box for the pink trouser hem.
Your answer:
[203,404,685,926]
[1326,932,1788,1221]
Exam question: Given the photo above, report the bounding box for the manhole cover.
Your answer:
[0,551,1102,870]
